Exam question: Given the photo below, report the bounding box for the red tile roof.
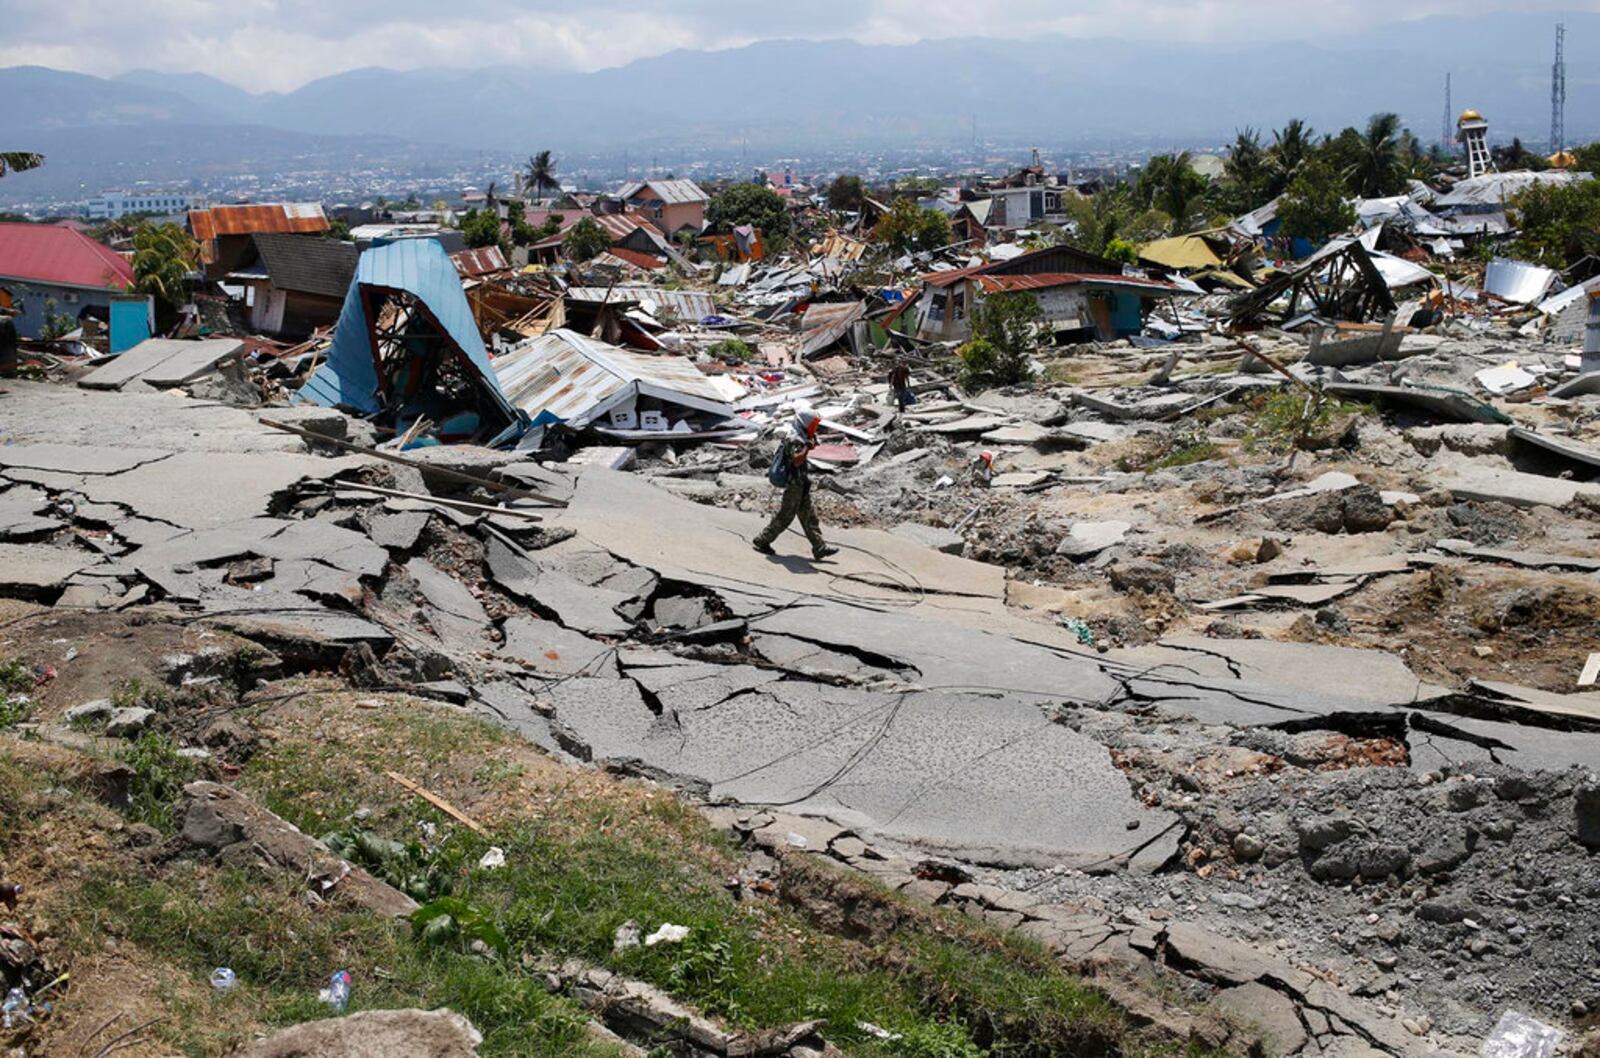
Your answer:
[0,222,135,290]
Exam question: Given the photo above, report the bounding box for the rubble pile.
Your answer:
[4,136,1600,1057]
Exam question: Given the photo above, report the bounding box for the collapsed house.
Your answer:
[296,237,520,444]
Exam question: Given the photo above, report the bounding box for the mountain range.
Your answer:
[1,10,1595,197]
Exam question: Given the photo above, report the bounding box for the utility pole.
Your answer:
[1442,72,1453,153]
[1552,22,1567,153]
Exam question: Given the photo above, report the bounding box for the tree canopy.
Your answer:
[1277,157,1357,242]
[874,198,951,254]
[562,217,609,262]
[825,174,866,213]
[706,184,791,240]
[460,208,503,250]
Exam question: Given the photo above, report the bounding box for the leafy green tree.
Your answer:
[875,198,951,254]
[1103,238,1139,264]
[0,152,43,178]
[1268,119,1315,196]
[706,184,791,240]
[960,292,1043,387]
[1494,137,1548,172]
[130,222,198,330]
[505,200,540,247]
[1137,154,1209,232]
[1349,112,1406,198]
[1510,179,1600,266]
[460,208,503,250]
[825,174,866,213]
[1569,141,1600,174]
[324,218,351,241]
[562,217,610,262]
[525,151,558,199]
[1057,186,1171,256]
[1277,157,1357,242]
[1220,128,1270,214]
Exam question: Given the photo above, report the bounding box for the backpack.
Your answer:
[767,442,791,488]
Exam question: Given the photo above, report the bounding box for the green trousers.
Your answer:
[754,479,827,553]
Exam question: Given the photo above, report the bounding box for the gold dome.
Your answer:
[1458,109,1486,125]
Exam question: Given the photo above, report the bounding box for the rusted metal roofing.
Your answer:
[189,203,328,241]
[601,247,667,271]
[974,273,1180,294]
[492,329,733,428]
[450,245,509,278]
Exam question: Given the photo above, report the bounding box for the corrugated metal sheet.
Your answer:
[492,329,733,428]
[0,222,135,289]
[565,287,716,321]
[1484,257,1558,305]
[618,179,709,205]
[189,203,328,241]
[298,238,511,418]
[450,246,508,278]
[975,273,1179,294]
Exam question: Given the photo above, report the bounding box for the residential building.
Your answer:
[909,244,1169,343]
[228,233,357,337]
[617,179,710,237]
[0,222,136,338]
[86,191,207,221]
[188,203,330,279]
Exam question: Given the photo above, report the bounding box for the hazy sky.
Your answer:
[0,0,1588,92]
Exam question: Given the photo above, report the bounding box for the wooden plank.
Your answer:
[384,770,487,835]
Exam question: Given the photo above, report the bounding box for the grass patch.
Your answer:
[118,731,200,833]
[1148,441,1223,470]
[1243,389,1370,453]
[0,656,35,729]
[67,864,616,1057]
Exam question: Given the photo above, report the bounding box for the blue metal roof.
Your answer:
[298,238,513,418]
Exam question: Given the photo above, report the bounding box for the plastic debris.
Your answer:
[857,1021,903,1041]
[1058,616,1096,645]
[613,919,643,954]
[644,923,690,947]
[320,969,352,1013]
[785,831,808,848]
[1480,1011,1563,1058]
[478,846,506,870]
[1,988,29,1029]
[210,967,238,991]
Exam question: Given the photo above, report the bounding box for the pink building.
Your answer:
[617,179,709,237]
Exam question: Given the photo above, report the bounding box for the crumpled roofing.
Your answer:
[297,238,513,418]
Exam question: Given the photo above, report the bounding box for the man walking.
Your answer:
[753,403,838,560]
[888,358,915,411]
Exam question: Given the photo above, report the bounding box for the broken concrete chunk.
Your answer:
[105,706,156,738]
[179,781,419,917]
[63,699,114,725]
[891,522,965,555]
[1209,981,1308,1055]
[229,1008,482,1057]
[1056,520,1131,558]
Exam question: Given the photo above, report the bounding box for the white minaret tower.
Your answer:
[1457,108,1494,180]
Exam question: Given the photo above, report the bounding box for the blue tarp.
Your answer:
[298,238,514,419]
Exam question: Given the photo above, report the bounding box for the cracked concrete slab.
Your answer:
[484,535,636,636]
[500,616,618,677]
[68,451,364,529]
[0,542,102,595]
[561,468,1005,610]
[78,338,244,391]
[405,558,492,648]
[0,443,172,476]
[550,673,1179,869]
[367,511,431,551]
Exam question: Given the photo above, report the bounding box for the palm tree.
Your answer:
[1351,112,1403,198]
[525,151,557,201]
[0,152,43,178]
[1268,120,1314,196]
[130,222,199,323]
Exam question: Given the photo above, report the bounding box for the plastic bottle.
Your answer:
[1,987,27,1028]
[210,967,238,991]
[321,970,351,1013]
